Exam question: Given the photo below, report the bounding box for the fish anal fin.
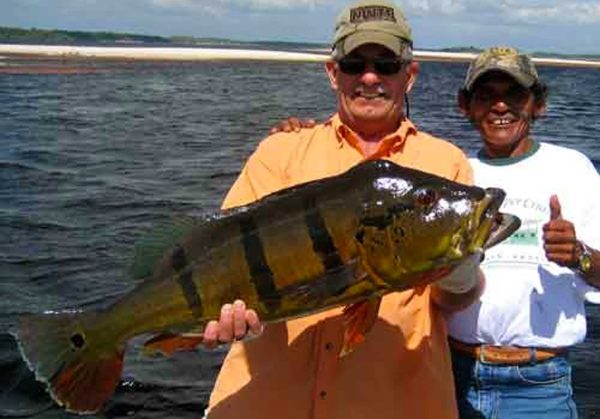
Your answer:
[143,333,204,356]
[340,296,382,357]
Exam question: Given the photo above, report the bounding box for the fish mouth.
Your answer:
[471,187,509,250]
[475,187,522,249]
[480,187,505,224]
[484,213,521,249]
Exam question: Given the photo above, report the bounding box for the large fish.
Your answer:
[14,159,519,414]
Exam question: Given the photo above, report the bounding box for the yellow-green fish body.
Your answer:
[15,159,519,414]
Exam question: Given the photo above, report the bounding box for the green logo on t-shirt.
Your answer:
[503,219,540,246]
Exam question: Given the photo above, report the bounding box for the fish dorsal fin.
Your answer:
[130,215,204,279]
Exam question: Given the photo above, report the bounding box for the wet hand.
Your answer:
[542,194,578,267]
[202,300,263,349]
[269,117,316,134]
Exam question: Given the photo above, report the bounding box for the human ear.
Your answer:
[325,61,339,91]
[533,101,547,118]
[404,61,419,93]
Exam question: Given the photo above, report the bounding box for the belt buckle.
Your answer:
[478,345,537,365]
[478,345,496,364]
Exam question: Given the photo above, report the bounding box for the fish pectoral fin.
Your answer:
[340,296,382,357]
[143,332,205,356]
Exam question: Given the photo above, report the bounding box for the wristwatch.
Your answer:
[576,241,593,274]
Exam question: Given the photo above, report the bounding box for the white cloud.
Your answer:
[152,0,194,6]
[507,2,600,24]
[404,0,466,15]
[148,0,600,23]
[151,0,339,11]
[405,0,600,23]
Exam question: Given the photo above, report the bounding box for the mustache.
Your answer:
[353,84,388,97]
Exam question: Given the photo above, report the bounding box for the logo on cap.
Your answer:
[463,46,539,91]
[350,6,396,24]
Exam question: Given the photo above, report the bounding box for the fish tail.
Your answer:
[14,310,124,414]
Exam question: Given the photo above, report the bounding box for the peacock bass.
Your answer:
[14,159,520,414]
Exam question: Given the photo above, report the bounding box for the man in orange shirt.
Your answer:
[203,1,484,418]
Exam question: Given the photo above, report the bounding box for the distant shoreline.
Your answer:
[3,26,600,60]
[2,44,600,70]
[0,44,328,63]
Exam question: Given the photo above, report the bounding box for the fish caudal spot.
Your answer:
[70,333,85,349]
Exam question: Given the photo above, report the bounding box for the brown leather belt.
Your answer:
[449,338,567,365]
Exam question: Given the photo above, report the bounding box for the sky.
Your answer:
[2,0,600,54]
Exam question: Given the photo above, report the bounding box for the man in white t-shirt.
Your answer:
[267,45,600,418]
[448,46,600,418]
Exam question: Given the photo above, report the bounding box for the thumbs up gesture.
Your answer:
[542,195,578,267]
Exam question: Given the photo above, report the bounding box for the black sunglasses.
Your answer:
[337,56,405,76]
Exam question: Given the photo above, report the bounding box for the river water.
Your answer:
[1,55,599,418]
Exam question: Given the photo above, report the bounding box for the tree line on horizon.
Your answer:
[0,26,168,45]
[1,26,598,59]
[0,26,326,49]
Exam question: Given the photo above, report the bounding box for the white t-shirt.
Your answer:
[447,142,600,347]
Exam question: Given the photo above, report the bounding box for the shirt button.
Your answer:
[320,390,327,399]
[325,342,333,351]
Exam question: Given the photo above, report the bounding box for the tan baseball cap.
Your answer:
[464,46,539,91]
[332,0,413,60]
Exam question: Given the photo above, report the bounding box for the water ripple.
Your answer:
[1,59,599,417]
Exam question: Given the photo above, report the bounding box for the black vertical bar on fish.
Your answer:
[171,244,204,318]
[304,195,348,295]
[239,215,281,311]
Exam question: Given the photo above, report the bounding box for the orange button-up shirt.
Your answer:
[207,114,473,419]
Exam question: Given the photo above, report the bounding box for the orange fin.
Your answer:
[16,311,124,414]
[340,297,382,357]
[143,333,204,356]
[52,350,124,413]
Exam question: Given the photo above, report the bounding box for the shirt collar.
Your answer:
[476,140,541,166]
[327,113,417,158]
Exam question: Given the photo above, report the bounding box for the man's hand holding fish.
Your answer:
[201,299,262,348]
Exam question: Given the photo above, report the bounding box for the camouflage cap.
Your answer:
[463,46,539,91]
[332,0,413,60]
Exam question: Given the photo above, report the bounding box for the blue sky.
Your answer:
[3,0,600,54]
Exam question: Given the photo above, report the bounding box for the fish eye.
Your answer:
[413,187,438,207]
